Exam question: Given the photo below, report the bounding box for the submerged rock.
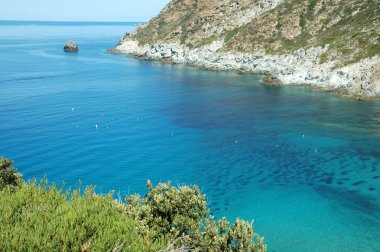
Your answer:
[64,40,79,52]
[261,75,282,85]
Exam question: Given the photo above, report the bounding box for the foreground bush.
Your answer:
[0,182,166,251]
[0,158,266,251]
[126,180,266,251]
[0,157,23,191]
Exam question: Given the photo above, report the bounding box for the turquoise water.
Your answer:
[0,21,380,251]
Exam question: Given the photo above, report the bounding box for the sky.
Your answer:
[0,0,170,22]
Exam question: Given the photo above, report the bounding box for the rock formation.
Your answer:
[112,0,380,98]
[64,40,79,52]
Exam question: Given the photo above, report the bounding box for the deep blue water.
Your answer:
[0,21,380,251]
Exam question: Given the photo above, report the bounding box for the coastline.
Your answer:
[111,38,380,99]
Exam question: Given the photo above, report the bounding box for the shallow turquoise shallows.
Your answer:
[0,21,380,252]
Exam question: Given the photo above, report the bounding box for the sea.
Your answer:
[0,21,379,252]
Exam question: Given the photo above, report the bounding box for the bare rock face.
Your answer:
[64,41,79,52]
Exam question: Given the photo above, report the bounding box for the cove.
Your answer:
[0,21,379,251]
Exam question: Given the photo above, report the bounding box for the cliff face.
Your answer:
[114,0,380,97]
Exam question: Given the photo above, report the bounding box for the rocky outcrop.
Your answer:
[112,0,380,98]
[113,40,380,97]
[64,41,79,52]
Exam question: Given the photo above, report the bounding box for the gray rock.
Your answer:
[113,39,380,98]
[64,40,79,52]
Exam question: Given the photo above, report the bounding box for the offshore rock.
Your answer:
[64,40,79,52]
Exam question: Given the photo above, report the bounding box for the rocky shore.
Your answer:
[111,0,380,98]
[112,39,380,98]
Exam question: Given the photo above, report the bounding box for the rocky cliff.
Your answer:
[113,0,380,97]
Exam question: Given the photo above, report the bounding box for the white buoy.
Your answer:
[315,149,318,152]
[276,144,279,147]
[235,140,238,144]
[71,108,75,111]
[96,124,98,129]
[302,134,305,138]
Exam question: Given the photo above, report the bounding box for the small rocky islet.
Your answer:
[64,40,79,52]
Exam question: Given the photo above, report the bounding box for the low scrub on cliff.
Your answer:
[234,0,380,64]
[0,157,266,252]
[132,0,380,65]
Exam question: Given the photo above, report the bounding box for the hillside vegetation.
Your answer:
[133,0,380,65]
[0,157,266,252]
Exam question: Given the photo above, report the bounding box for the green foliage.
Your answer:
[225,28,240,42]
[126,180,208,239]
[126,180,267,251]
[344,6,353,15]
[0,181,166,252]
[319,52,329,64]
[367,43,380,58]
[0,157,23,191]
[299,0,316,29]
[186,43,195,49]
[192,216,266,252]
[0,159,266,251]
[224,0,380,64]
[180,36,186,45]
[195,35,217,48]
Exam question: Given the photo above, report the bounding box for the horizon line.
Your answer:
[0,19,147,23]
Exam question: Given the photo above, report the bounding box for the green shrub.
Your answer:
[225,28,240,42]
[195,35,217,48]
[0,181,166,252]
[180,36,186,45]
[126,180,267,251]
[126,180,208,239]
[367,43,380,58]
[319,52,329,64]
[0,159,266,251]
[0,157,23,191]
